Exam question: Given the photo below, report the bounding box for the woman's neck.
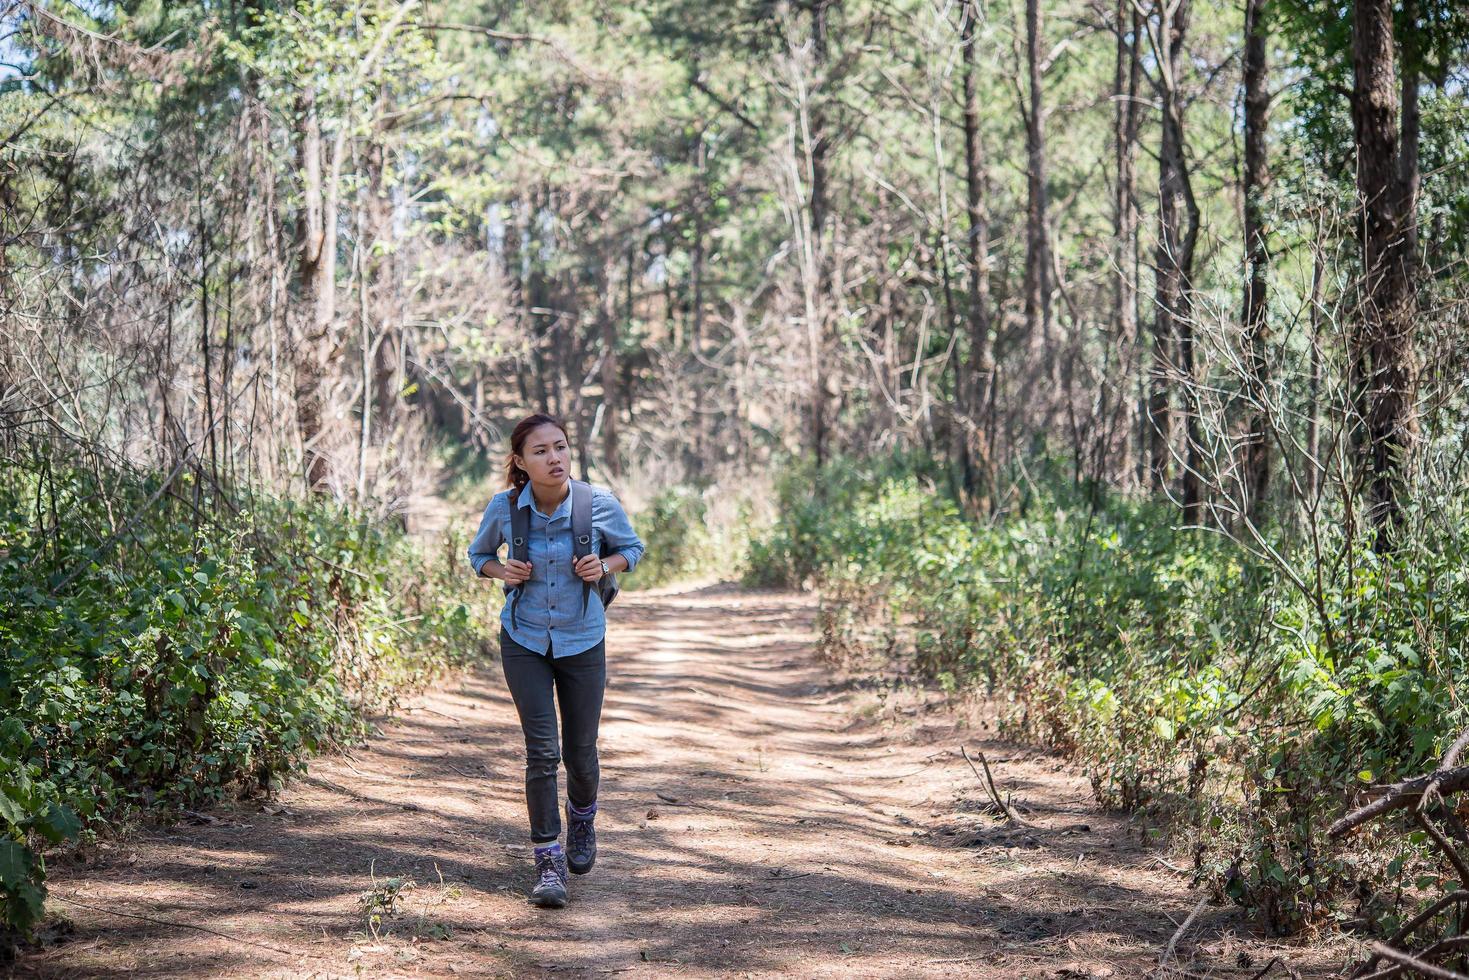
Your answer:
[530,478,570,513]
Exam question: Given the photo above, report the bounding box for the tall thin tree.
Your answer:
[1240,0,1271,523]
[960,0,995,512]
[1022,0,1053,377]
[1349,0,1419,539]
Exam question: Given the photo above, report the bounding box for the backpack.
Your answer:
[505,480,619,631]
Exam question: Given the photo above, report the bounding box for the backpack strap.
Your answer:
[506,487,531,630]
[571,480,594,615]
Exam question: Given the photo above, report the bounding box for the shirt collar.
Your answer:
[516,481,572,520]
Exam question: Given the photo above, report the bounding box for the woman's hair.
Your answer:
[505,413,570,494]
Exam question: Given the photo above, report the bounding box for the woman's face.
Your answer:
[515,424,570,486]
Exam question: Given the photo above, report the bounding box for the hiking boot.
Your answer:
[529,847,568,908]
[566,803,597,875]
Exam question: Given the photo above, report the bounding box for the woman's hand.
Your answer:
[502,558,533,587]
[573,554,605,583]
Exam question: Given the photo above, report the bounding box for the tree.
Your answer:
[1149,0,1202,521]
[960,0,995,512]
[1112,0,1143,489]
[1349,0,1419,539]
[1240,0,1271,523]
[1021,0,1053,376]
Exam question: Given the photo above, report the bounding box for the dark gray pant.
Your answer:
[499,628,606,843]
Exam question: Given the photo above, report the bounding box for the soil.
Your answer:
[12,584,1349,978]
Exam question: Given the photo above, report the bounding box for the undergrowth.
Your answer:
[627,483,753,589]
[0,458,498,947]
[748,454,1469,936]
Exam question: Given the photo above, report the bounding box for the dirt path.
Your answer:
[16,585,1334,978]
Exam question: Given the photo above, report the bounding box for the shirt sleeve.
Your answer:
[466,494,506,577]
[594,488,645,574]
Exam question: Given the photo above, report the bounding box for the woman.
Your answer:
[466,414,645,909]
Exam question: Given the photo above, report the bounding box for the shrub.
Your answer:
[748,453,1469,933]
[0,460,498,944]
[629,482,756,589]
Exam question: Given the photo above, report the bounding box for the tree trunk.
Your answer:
[1147,126,1175,491]
[526,189,551,413]
[1113,0,1142,490]
[600,251,620,479]
[1241,0,1271,523]
[691,132,707,354]
[197,145,218,490]
[960,0,994,513]
[808,0,835,470]
[1022,0,1053,379]
[1398,0,1421,258]
[1151,0,1201,522]
[292,85,333,494]
[1350,0,1419,540]
[1306,244,1323,504]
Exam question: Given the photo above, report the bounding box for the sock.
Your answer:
[533,840,562,857]
[568,800,597,820]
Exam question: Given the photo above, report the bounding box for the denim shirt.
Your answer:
[466,482,646,658]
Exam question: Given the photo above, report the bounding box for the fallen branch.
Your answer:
[1361,941,1469,980]
[960,745,1033,827]
[1352,892,1469,978]
[1441,730,1469,770]
[1328,765,1469,839]
[1414,809,1469,890]
[1150,857,1190,875]
[1248,955,1302,979]
[655,791,703,809]
[1358,937,1469,980]
[1333,731,1469,978]
[1158,895,1208,968]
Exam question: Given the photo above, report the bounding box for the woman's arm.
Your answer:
[592,487,645,573]
[466,496,506,578]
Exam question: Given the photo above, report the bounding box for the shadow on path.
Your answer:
[13,584,1332,979]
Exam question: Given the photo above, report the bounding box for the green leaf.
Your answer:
[37,804,80,844]
[0,792,27,827]
[0,839,32,887]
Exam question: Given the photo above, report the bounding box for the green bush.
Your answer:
[749,453,1469,933]
[628,483,754,589]
[0,461,498,943]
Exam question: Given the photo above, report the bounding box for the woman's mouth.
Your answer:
[550,467,564,476]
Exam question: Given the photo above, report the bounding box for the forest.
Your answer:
[2,0,1469,973]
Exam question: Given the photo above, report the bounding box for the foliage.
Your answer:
[628,483,755,590]
[0,458,498,943]
[751,455,1469,934]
